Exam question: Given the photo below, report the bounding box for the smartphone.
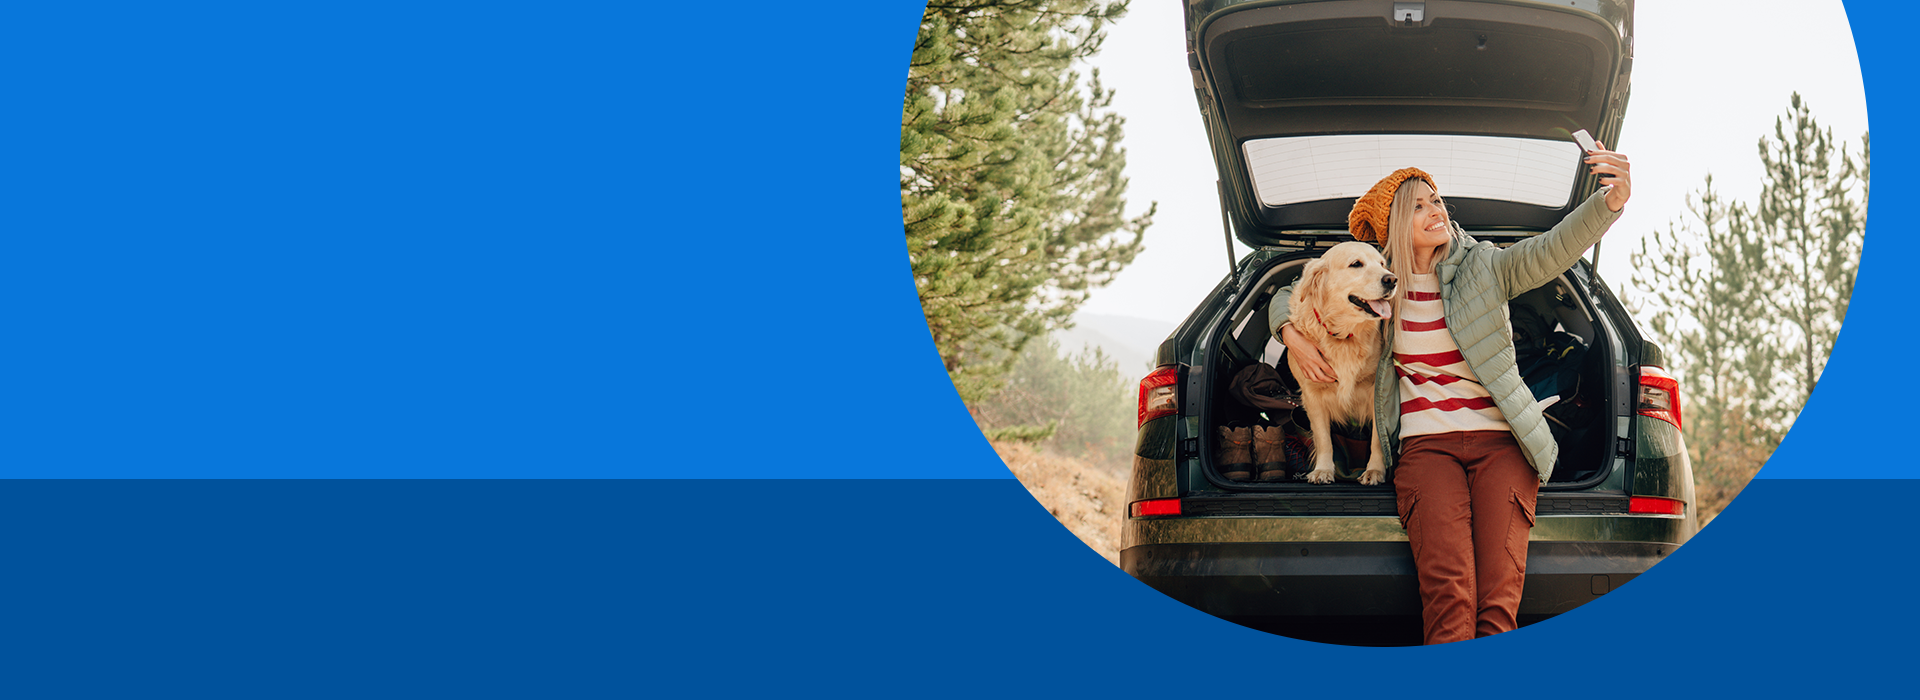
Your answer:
[1571,129,1598,153]
[1571,129,1610,181]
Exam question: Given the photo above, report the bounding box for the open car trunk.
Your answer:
[1186,0,1634,246]
[1197,249,1619,497]
[1176,0,1634,501]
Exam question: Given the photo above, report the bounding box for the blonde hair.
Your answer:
[1382,177,1463,320]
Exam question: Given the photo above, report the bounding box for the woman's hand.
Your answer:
[1280,323,1338,383]
[1588,141,1631,212]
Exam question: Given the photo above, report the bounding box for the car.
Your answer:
[1121,0,1694,643]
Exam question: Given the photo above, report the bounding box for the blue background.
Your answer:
[0,1,1907,695]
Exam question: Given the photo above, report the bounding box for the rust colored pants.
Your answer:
[1393,431,1540,645]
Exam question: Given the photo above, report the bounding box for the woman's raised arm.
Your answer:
[1493,144,1632,297]
[1590,141,1632,212]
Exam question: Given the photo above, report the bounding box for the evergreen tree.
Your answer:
[903,0,1153,402]
[1632,178,1780,439]
[1752,93,1867,412]
[1629,95,1867,523]
[1631,181,1781,521]
[971,335,1136,474]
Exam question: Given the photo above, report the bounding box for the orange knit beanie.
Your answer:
[1348,167,1434,245]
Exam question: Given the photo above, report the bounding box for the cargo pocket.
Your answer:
[1504,488,1537,572]
[1396,490,1420,559]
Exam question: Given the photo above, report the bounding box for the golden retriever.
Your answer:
[1286,241,1397,485]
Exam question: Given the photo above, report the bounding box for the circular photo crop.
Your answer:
[902,0,1866,646]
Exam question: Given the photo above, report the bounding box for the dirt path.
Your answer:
[991,441,1125,565]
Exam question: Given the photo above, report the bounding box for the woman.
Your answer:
[1280,145,1632,644]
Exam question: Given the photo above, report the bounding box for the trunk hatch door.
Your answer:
[1188,0,1634,245]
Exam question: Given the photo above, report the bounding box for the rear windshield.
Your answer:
[1242,134,1583,208]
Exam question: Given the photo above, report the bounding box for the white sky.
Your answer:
[1078,1,1870,325]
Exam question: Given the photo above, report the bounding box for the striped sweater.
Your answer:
[1369,188,1626,481]
[1394,272,1511,437]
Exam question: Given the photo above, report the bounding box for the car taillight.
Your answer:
[1129,498,1181,517]
[1637,365,1682,431]
[1138,364,1180,427]
[1629,496,1686,515]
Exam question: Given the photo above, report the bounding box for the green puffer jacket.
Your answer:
[1370,187,1623,483]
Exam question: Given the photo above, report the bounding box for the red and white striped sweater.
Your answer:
[1394,273,1511,437]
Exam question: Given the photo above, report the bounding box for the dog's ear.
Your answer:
[1291,258,1327,326]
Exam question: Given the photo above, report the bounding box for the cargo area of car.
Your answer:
[1198,248,1617,492]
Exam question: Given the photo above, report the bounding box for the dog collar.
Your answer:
[1313,308,1353,340]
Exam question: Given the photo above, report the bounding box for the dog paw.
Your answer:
[1358,468,1387,486]
[1306,468,1335,484]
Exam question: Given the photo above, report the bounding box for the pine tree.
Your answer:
[1752,93,1867,413]
[971,335,1137,474]
[1628,95,1867,523]
[903,0,1153,402]
[1632,178,1779,435]
[1631,179,1781,521]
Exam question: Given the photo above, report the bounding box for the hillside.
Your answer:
[991,441,1125,565]
[1054,312,1176,378]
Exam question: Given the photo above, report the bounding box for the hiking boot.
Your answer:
[1253,425,1289,481]
[1216,426,1253,481]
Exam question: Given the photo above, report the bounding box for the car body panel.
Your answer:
[1125,513,1686,549]
[1125,540,1670,618]
[1129,454,1179,501]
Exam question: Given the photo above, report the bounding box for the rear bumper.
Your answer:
[1122,540,1677,618]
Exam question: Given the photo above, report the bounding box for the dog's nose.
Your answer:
[1382,273,1398,290]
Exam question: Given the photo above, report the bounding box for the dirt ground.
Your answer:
[990,441,1125,565]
